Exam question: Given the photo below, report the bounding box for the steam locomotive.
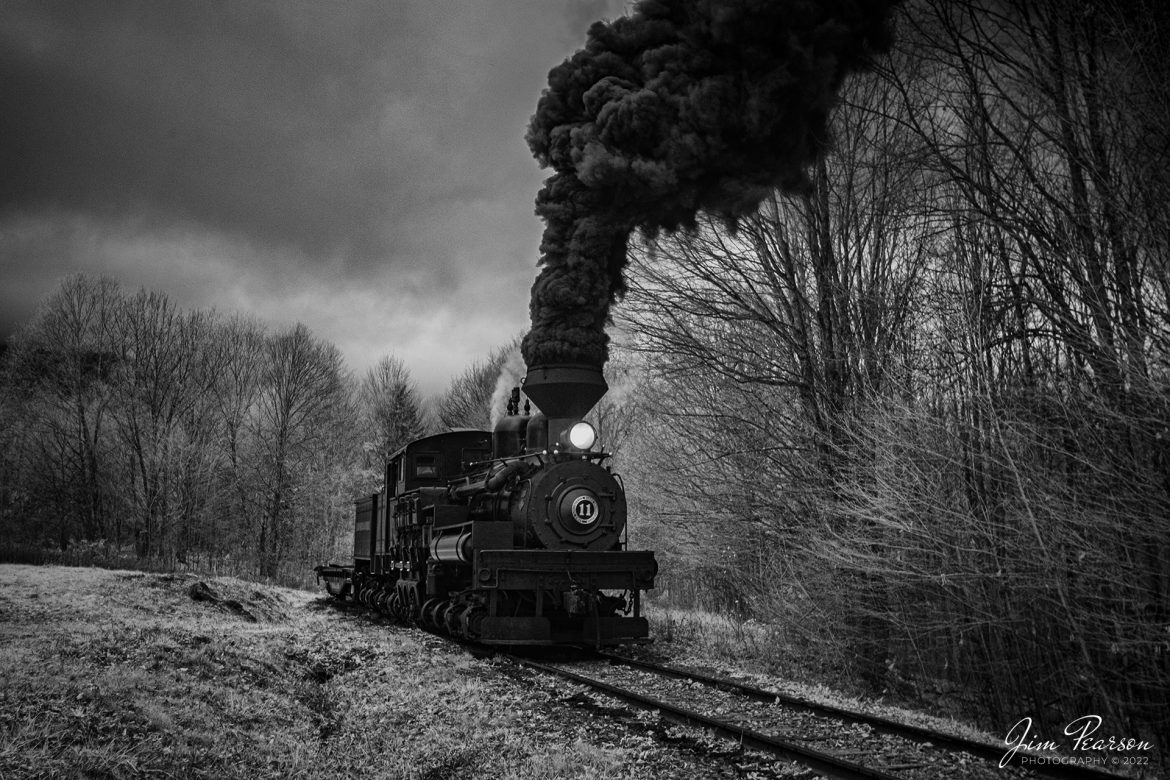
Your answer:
[315,364,657,647]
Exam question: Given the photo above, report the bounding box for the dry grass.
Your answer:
[0,565,708,779]
[640,602,844,684]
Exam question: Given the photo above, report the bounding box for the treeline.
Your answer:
[0,275,515,584]
[607,0,1168,745]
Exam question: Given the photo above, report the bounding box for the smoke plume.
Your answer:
[521,0,902,369]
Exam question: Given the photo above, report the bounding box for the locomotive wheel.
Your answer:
[462,605,485,639]
[441,602,461,635]
[419,598,443,628]
[406,589,420,624]
[431,600,451,632]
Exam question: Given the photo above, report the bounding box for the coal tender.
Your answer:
[315,364,657,647]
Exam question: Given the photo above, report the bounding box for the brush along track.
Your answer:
[504,652,1129,780]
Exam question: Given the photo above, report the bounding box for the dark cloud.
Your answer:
[0,1,585,267]
[0,1,592,391]
[1,2,415,260]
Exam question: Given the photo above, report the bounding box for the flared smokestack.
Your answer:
[521,0,902,370]
[522,363,608,420]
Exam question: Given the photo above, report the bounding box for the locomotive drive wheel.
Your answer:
[420,598,442,627]
[442,602,461,635]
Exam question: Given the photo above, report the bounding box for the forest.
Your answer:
[1,0,1166,749]
[614,0,1169,747]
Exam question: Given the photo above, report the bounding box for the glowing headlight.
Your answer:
[567,421,597,450]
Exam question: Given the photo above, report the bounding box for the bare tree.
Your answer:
[622,65,931,463]
[107,289,230,560]
[205,315,266,564]
[249,323,353,579]
[435,337,522,431]
[0,275,122,548]
[358,355,427,467]
[890,0,1169,404]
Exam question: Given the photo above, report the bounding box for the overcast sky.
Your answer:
[0,0,628,394]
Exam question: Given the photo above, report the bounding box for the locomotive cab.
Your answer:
[388,433,491,497]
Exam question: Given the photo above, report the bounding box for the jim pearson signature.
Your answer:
[1001,715,1154,768]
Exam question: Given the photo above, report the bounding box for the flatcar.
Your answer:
[316,364,657,647]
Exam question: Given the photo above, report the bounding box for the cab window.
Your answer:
[413,453,441,479]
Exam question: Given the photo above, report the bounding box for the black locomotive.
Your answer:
[315,364,657,647]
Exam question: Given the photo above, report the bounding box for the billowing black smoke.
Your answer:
[522,0,902,369]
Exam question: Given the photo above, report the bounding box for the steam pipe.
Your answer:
[449,459,528,499]
[486,460,526,491]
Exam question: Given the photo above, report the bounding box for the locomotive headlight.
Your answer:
[567,421,597,450]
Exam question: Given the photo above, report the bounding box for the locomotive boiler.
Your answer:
[315,364,657,647]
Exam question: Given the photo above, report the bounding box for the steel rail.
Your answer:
[598,652,1128,780]
[509,654,905,780]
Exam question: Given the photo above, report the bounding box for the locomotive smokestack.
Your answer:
[522,363,607,420]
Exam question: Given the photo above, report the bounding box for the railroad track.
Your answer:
[323,596,1140,779]
[504,651,1130,780]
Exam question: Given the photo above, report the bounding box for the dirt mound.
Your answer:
[104,570,300,622]
[185,578,291,622]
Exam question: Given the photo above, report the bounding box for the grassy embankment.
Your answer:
[0,562,1033,779]
[0,565,715,779]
